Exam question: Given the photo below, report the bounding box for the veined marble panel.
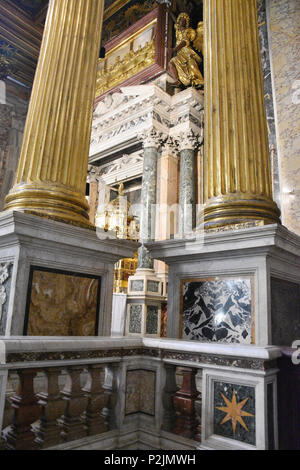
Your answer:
[130,280,144,292]
[268,0,300,235]
[181,279,253,344]
[125,369,156,416]
[129,304,142,334]
[25,268,101,336]
[214,381,256,446]
[146,305,158,335]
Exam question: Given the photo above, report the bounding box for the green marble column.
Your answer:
[138,128,162,269]
[178,131,199,236]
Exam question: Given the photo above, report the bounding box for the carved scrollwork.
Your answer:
[0,263,10,321]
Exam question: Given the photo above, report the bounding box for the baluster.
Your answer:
[3,369,41,450]
[34,368,66,448]
[173,367,199,439]
[102,364,119,429]
[162,364,178,432]
[83,364,108,436]
[59,366,88,442]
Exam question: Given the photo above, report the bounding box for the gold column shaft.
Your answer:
[5,0,104,227]
[203,0,280,227]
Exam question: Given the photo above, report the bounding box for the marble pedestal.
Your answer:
[126,268,165,337]
[147,224,300,347]
[0,211,137,336]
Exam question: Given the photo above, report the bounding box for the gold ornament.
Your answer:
[169,13,204,88]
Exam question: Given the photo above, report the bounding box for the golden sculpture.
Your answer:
[169,13,204,88]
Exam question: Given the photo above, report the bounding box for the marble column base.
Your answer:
[0,211,138,336]
[147,224,300,347]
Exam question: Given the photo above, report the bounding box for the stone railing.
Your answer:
[0,337,281,450]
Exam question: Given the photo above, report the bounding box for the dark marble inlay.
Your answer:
[146,305,158,334]
[131,280,144,292]
[129,304,142,334]
[147,280,159,293]
[182,279,253,344]
[214,381,256,446]
[271,277,300,346]
[0,263,13,336]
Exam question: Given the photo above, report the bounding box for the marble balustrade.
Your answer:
[0,337,282,450]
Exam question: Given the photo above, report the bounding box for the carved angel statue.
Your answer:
[169,12,204,88]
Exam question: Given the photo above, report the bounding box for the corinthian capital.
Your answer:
[138,127,164,149]
[161,136,179,157]
[177,130,202,152]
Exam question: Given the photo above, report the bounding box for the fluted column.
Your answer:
[203,0,280,228]
[178,131,199,236]
[138,128,162,270]
[4,0,104,228]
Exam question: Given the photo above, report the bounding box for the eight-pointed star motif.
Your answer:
[216,389,254,434]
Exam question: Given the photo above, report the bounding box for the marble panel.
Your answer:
[270,277,300,346]
[147,280,159,293]
[181,279,253,344]
[125,369,156,416]
[146,305,158,335]
[214,381,256,446]
[25,267,101,336]
[129,304,142,334]
[268,0,300,235]
[130,280,144,292]
[0,263,13,335]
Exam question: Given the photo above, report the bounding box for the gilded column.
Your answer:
[203,0,280,227]
[4,0,104,227]
[138,128,162,270]
[178,131,199,236]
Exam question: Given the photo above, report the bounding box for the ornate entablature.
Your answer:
[89,84,204,165]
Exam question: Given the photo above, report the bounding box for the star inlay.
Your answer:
[216,389,254,434]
